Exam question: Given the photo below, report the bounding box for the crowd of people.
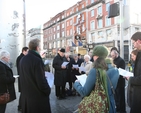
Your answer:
[0,32,141,113]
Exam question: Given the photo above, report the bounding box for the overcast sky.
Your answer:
[25,0,78,29]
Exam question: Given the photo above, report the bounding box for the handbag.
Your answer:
[78,70,109,113]
[0,88,10,104]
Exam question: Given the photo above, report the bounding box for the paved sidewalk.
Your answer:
[5,79,130,113]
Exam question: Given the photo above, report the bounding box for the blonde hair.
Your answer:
[84,54,90,60]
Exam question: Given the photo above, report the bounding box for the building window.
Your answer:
[54,42,56,48]
[62,40,64,47]
[49,43,52,49]
[57,18,60,21]
[70,11,72,15]
[54,34,56,39]
[97,19,103,28]
[62,15,64,19]
[62,23,64,28]
[57,32,60,38]
[54,27,55,32]
[76,7,78,12]
[91,0,94,3]
[91,9,94,17]
[98,6,102,15]
[91,21,95,30]
[82,4,84,8]
[70,20,72,25]
[58,41,60,48]
[82,14,84,21]
[106,29,112,39]
[67,21,69,26]
[57,25,60,30]
[67,30,69,36]
[70,29,72,35]
[67,13,69,16]
[105,16,111,26]
[90,32,95,42]
[98,31,103,38]
[62,31,64,37]
[106,2,110,11]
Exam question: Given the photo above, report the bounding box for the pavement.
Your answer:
[5,78,130,113]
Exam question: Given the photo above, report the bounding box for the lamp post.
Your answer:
[119,0,124,58]
[23,0,26,46]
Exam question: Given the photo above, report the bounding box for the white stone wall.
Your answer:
[0,0,24,74]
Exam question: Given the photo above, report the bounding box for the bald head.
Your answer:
[110,50,119,60]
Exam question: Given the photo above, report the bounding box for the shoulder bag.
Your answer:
[78,70,109,113]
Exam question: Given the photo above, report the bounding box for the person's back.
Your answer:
[20,39,51,113]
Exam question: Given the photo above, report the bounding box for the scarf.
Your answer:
[97,68,110,110]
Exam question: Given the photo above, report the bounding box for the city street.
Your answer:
[5,78,130,113]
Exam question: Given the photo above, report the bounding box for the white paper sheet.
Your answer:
[73,64,79,68]
[76,74,87,86]
[45,72,54,88]
[13,75,19,78]
[118,68,133,77]
[61,62,69,66]
[78,66,86,72]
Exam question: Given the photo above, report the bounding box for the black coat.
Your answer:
[52,53,66,86]
[130,51,141,113]
[0,61,16,102]
[113,56,125,87]
[16,53,24,92]
[70,59,82,82]
[19,50,51,113]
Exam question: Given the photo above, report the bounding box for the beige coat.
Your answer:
[80,61,93,75]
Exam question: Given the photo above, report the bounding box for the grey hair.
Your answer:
[0,50,10,60]
[84,54,90,60]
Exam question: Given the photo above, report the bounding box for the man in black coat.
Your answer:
[16,46,28,111]
[110,49,126,113]
[126,32,141,113]
[19,39,51,113]
[52,48,67,99]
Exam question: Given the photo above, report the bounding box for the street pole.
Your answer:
[23,0,26,46]
[120,0,124,58]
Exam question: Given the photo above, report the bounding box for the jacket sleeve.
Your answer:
[34,60,51,96]
[52,56,62,70]
[0,64,15,84]
[73,68,96,97]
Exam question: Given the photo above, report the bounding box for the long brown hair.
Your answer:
[93,57,108,70]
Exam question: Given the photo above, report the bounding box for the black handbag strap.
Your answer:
[107,75,115,95]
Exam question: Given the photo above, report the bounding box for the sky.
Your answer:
[25,0,78,30]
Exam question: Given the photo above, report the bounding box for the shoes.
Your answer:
[57,96,66,100]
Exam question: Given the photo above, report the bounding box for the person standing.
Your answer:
[74,45,119,113]
[110,48,126,113]
[19,38,51,113]
[52,48,67,99]
[16,47,28,111]
[0,50,16,113]
[126,32,141,113]
[79,54,92,75]
[64,52,73,91]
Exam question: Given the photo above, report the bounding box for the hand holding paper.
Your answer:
[79,66,86,72]
[76,74,87,86]
[61,62,69,66]
[118,68,133,77]
[73,64,79,68]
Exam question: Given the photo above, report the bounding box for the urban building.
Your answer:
[26,26,44,50]
[43,0,141,62]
